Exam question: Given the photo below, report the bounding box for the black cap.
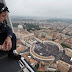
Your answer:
[0,2,9,13]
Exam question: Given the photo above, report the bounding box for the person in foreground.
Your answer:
[0,2,21,60]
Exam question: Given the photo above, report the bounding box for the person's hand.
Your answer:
[0,44,6,51]
[4,36,12,51]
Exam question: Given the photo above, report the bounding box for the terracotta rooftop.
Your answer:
[16,44,26,53]
[38,67,44,71]
[29,58,37,64]
[21,53,29,61]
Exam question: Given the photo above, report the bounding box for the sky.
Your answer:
[5,0,72,18]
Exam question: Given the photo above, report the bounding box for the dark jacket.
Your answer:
[0,20,13,44]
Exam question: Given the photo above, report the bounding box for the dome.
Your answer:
[18,25,23,29]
